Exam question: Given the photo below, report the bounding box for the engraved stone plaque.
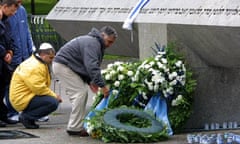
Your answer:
[47,0,240,26]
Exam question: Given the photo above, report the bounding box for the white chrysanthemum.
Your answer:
[144,79,153,91]
[169,72,178,80]
[139,60,148,69]
[159,77,165,83]
[161,58,167,64]
[86,125,94,134]
[149,68,155,73]
[172,72,178,77]
[171,99,178,106]
[118,74,125,80]
[157,62,164,68]
[158,51,166,55]
[177,75,186,85]
[86,122,91,127]
[164,67,169,73]
[127,71,134,76]
[169,80,177,86]
[133,71,140,81]
[149,61,155,66]
[163,90,168,98]
[107,63,113,69]
[117,66,124,72]
[177,95,183,101]
[152,73,164,83]
[175,60,182,67]
[131,77,136,82]
[153,84,159,92]
[105,74,111,80]
[114,61,123,65]
[114,81,120,87]
[166,87,174,95]
[112,89,119,95]
[144,64,151,69]
[148,83,153,91]
[142,92,148,100]
[97,91,101,96]
[110,70,116,76]
[155,55,162,61]
[101,69,107,74]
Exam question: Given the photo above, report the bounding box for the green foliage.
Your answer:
[117,113,151,128]
[85,107,169,143]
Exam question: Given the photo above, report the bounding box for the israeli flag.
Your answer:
[122,0,150,30]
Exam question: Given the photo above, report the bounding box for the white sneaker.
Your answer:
[9,114,19,122]
[37,116,49,122]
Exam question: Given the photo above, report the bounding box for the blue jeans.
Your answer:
[21,95,59,120]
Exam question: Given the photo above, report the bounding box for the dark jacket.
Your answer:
[8,5,33,66]
[54,28,105,87]
[0,15,15,77]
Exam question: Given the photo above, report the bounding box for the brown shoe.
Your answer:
[66,129,89,137]
[79,129,89,137]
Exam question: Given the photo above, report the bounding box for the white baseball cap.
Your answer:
[39,42,54,50]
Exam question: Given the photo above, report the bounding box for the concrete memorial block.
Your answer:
[47,0,240,130]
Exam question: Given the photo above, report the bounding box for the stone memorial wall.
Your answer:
[48,0,240,26]
[47,0,240,130]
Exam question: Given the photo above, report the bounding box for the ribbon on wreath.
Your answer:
[144,93,173,135]
[83,96,110,129]
[83,90,118,128]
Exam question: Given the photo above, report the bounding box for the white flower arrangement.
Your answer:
[87,43,196,140]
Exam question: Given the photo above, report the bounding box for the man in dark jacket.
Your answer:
[52,26,117,136]
[5,0,35,122]
[0,0,19,127]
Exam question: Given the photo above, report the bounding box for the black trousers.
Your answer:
[0,76,8,120]
[0,63,12,120]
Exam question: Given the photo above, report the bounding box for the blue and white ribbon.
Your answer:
[144,93,173,135]
[122,0,150,30]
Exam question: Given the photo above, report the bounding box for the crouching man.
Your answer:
[9,42,62,129]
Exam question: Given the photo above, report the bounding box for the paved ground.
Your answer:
[1,59,240,144]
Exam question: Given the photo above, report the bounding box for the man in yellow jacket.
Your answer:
[9,42,62,129]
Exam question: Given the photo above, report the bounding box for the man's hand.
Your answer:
[89,83,99,93]
[101,86,109,98]
[4,52,12,64]
[56,94,62,103]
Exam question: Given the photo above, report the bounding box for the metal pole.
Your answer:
[31,0,35,15]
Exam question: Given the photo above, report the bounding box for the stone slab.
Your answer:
[47,0,240,26]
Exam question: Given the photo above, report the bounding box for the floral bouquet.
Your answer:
[86,43,196,142]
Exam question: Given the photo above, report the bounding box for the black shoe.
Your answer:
[19,115,39,129]
[66,130,89,137]
[0,120,6,127]
[0,118,18,124]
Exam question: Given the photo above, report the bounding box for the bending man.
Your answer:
[52,26,117,136]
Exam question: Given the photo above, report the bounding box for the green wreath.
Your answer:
[104,108,163,133]
[88,107,169,143]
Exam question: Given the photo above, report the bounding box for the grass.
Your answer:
[104,55,132,60]
[22,0,58,15]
